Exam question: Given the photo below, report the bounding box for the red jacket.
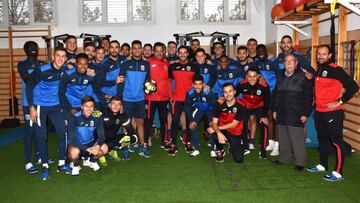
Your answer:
[315,63,359,112]
[145,57,171,101]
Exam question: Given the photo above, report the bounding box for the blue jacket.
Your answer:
[196,63,217,88]
[59,68,95,110]
[17,58,43,107]
[230,60,254,78]
[254,57,278,93]
[88,58,109,102]
[120,59,150,102]
[274,49,315,74]
[26,63,67,106]
[68,111,105,151]
[100,55,127,97]
[185,88,215,122]
[212,67,243,98]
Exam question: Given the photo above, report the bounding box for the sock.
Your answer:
[90,156,96,162]
[74,161,79,167]
[42,163,49,168]
[182,129,186,134]
[249,138,254,144]
[58,159,65,166]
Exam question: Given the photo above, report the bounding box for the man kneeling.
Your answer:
[209,83,247,163]
[68,96,108,176]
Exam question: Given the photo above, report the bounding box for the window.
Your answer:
[1,0,56,26]
[80,0,154,25]
[178,0,249,23]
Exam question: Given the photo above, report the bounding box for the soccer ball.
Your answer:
[143,80,157,95]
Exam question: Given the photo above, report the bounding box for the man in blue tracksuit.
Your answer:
[26,47,72,180]
[100,40,127,105]
[88,46,109,109]
[185,75,215,157]
[119,40,151,158]
[230,46,254,79]
[59,53,95,115]
[212,55,244,99]
[195,48,216,89]
[67,96,108,176]
[18,41,43,174]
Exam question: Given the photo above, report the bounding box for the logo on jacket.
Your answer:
[244,66,249,71]
[115,119,120,125]
[47,76,53,79]
[186,66,191,71]
[322,71,328,77]
[256,90,261,95]
[202,97,206,102]
[71,79,76,83]
[203,68,208,74]
[151,64,156,67]
[229,73,233,78]
[232,107,237,113]
[83,79,88,85]
[90,120,94,127]
[141,65,145,71]
[129,66,133,69]
[109,65,114,69]
[266,65,270,70]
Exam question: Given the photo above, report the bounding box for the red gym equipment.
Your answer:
[271,3,285,20]
[281,0,311,12]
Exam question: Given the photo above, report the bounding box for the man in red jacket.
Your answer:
[144,42,172,148]
[168,46,200,156]
[307,45,359,182]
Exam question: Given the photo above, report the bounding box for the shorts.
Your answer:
[123,101,146,119]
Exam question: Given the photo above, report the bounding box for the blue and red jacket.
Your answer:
[212,67,243,98]
[145,57,171,101]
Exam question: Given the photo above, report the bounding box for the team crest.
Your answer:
[140,65,145,71]
[229,73,233,78]
[266,65,270,70]
[322,71,328,77]
[256,90,262,95]
[232,107,237,113]
[90,120,94,127]
[129,66,133,69]
[244,66,249,71]
[25,114,30,120]
[83,79,88,85]
[115,119,120,125]
[186,66,191,71]
[204,68,208,74]
[202,97,206,102]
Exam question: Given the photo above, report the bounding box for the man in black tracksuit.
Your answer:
[272,53,313,171]
[306,45,359,181]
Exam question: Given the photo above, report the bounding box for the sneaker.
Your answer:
[266,140,275,151]
[40,167,50,180]
[90,161,100,171]
[306,164,326,173]
[72,166,80,176]
[57,165,72,174]
[323,171,344,182]
[164,134,172,145]
[270,142,279,156]
[244,150,251,155]
[210,150,217,158]
[83,158,91,167]
[161,142,171,151]
[180,133,187,144]
[249,143,255,150]
[129,145,136,153]
[122,148,130,160]
[258,151,266,159]
[98,156,108,166]
[108,150,121,161]
[295,165,304,171]
[190,150,200,157]
[185,142,194,154]
[168,144,178,156]
[25,163,38,174]
[215,150,225,163]
[139,145,151,158]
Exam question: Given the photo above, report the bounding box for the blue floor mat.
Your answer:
[0,127,24,148]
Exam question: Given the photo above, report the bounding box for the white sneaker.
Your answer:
[83,158,91,167]
[190,150,200,157]
[210,150,216,158]
[266,140,275,151]
[270,142,279,156]
[90,161,100,171]
[72,166,80,176]
[244,150,251,155]
[69,162,81,170]
[249,143,255,150]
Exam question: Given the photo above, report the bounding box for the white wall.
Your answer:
[1,0,267,49]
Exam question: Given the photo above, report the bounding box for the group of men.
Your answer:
[18,34,358,182]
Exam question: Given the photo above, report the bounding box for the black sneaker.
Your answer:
[215,150,225,163]
[185,142,194,154]
[168,144,178,156]
[295,165,304,171]
[272,160,284,165]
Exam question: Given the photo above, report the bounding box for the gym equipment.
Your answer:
[271,3,285,20]
[281,0,311,12]
[173,31,239,58]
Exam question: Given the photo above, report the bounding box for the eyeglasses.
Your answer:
[284,60,296,64]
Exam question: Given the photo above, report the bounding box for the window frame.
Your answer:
[78,0,155,26]
[176,0,250,24]
[0,0,58,28]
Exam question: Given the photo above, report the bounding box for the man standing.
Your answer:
[26,47,72,180]
[307,45,359,181]
[120,40,151,158]
[272,53,313,171]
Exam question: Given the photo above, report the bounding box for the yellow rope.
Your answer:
[331,0,338,16]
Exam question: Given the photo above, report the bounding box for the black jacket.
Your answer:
[272,68,313,127]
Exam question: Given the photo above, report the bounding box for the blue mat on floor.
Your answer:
[0,128,25,148]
